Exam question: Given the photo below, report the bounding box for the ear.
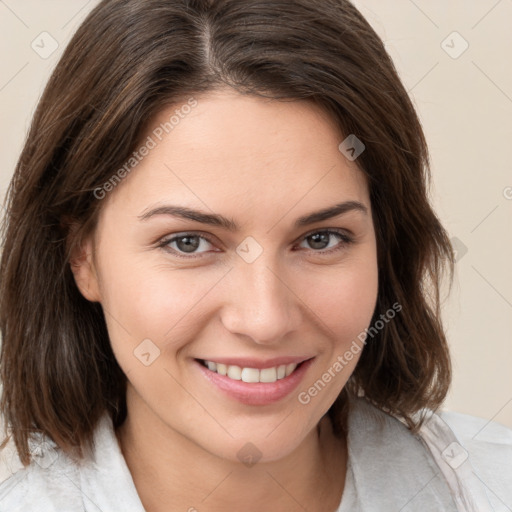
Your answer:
[67,224,102,303]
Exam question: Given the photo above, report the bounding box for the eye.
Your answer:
[159,233,217,258]
[296,229,354,255]
[158,229,354,259]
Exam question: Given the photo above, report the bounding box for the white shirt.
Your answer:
[0,396,511,511]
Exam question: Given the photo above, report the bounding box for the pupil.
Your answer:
[309,232,329,249]
[177,236,200,253]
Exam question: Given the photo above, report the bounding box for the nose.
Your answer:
[220,256,302,346]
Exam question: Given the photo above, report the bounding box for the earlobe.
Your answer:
[69,235,102,303]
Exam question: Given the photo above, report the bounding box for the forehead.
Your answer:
[101,89,370,224]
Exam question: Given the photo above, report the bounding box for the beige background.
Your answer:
[0,0,511,480]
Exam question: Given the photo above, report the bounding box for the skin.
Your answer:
[71,88,379,512]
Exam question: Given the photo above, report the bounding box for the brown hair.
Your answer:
[0,0,454,466]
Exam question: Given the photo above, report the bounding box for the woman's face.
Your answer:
[73,89,378,463]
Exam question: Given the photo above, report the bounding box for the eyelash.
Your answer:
[157,229,354,259]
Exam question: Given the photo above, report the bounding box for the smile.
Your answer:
[199,359,298,383]
[195,357,314,405]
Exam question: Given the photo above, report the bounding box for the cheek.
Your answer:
[97,253,227,362]
[292,258,378,419]
[301,256,379,343]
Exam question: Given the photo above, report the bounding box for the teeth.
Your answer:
[203,360,298,383]
[285,363,296,377]
[260,367,277,383]
[241,367,260,383]
[227,365,242,380]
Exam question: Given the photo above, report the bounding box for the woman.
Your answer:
[0,0,510,511]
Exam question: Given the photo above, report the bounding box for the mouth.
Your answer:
[194,356,314,405]
[196,358,306,383]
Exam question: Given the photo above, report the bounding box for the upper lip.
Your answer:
[195,356,313,369]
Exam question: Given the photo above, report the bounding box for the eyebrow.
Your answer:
[137,200,368,231]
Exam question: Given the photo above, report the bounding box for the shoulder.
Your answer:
[438,409,512,508]
[0,445,84,511]
[439,407,512,456]
[344,397,460,510]
[0,413,145,512]
[344,396,512,511]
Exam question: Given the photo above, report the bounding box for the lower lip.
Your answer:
[195,358,314,406]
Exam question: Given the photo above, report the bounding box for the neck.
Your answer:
[116,385,347,512]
